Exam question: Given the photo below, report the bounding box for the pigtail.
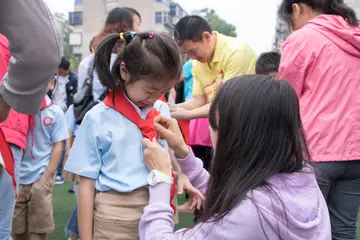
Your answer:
[95,32,137,90]
[94,33,121,89]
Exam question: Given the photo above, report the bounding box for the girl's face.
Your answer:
[132,14,141,33]
[120,62,177,108]
[122,71,177,107]
[126,79,176,107]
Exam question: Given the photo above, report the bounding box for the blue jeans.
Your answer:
[0,145,23,240]
[65,204,79,238]
[56,140,66,177]
[314,161,360,240]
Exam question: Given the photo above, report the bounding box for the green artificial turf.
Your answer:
[49,181,359,240]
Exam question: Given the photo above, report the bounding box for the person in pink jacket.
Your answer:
[278,0,360,239]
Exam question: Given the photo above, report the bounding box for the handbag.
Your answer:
[73,57,106,125]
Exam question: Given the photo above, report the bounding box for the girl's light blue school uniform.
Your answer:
[20,101,69,185]
[65,104,79,136]
[65,100,170,193]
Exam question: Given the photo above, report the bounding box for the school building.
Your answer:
[68,0,187,60]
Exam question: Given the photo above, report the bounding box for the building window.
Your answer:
[155,12,162,24]
[163,12,168,23]
[69,11,83,25]
[156,0,169,7]
[170,4,176,16]
[75,0,82,5]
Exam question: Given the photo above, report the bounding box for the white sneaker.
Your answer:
[54,176,64,184]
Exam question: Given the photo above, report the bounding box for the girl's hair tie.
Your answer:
[130,32,136,38]
[119,32,125,40]
[149,32,155,39]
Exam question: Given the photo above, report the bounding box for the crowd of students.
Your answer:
[0,0,359,239]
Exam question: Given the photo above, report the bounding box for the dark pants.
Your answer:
[56,140,66,177]
[191,145,213,171]
[187,145,213,222]
[313,161,360,240]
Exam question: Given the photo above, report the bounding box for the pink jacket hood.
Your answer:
[307,15,360,57]
[279,14,360,162]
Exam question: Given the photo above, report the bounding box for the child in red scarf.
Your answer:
[64,32,203,239]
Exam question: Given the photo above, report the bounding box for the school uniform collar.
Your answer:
[41,95,53,110]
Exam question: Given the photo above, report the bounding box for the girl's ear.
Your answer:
[120,62,130,82]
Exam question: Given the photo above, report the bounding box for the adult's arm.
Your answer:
[139,150,210,239]
[139,150,267,239]
[175,48,257,120]
[0,0,61,114]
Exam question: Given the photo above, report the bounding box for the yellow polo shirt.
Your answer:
[192,32,257,102]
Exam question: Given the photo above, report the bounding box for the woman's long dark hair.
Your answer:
[279,0,358,26]
[199,75,310,223]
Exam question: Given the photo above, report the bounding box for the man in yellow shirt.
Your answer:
[171,16,257,120]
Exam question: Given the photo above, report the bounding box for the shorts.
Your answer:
[12,176,54,234]
[93,188,149,240]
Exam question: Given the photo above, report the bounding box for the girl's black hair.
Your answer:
[279,0,358,26]
[200,75,310,224]
[124,7,141,21]
[94,31,182,91]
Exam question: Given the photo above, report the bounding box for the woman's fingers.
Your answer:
[142,138,153,148]
[186,186,205,201]
[177,179,185,195]
[142,138,160,149]
[154,123,172,139]
[154,114,172,127]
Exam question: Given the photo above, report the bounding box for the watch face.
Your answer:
[147,171,157,186]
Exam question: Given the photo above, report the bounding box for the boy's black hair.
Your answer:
[124,7,141,21]
[174,16,212,46]
[255,52,281,75]
[59,56,70,70]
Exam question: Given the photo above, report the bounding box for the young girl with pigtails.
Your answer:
[64,31,203,239]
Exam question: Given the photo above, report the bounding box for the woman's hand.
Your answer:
[176,173,205,211]
[142,138,172,176]
[153,115,190,159]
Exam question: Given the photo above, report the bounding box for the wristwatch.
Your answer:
[147,170,174,187]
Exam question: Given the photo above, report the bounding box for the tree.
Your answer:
[54,12,73,60]
[70,58,80,73]
[200,8,237,37]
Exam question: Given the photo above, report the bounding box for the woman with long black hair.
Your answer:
[139,75,331,239]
